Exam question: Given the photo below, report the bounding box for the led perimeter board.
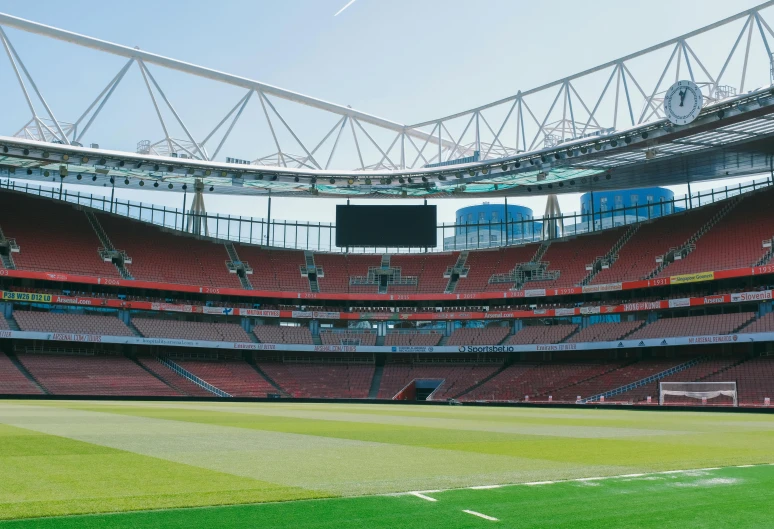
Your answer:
[336,205,437,247]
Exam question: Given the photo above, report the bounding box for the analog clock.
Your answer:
[664,80,703,125]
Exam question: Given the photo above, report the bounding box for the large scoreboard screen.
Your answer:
[335,205,437,247]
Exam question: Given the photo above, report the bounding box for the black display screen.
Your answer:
[336,205,437,247]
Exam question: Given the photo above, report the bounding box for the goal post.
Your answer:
[659,382,737,407]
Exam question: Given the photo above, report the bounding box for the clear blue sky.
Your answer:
[0,0,770,223]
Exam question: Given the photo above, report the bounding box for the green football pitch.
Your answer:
[0,401,772,528]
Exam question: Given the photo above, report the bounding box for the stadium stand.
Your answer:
[384,332,442,346]
[591,202,726,284]
[702,356,774,406]
[483,244,540,291]
[136,357,215,397]
[566,321,645,343]
[320,330,377,346]
[525,229,625,289]
[0,316,9,330]
[618,357,741,404]
[132,318,252,342]
[253,325,314,344]
[96,213,242,288]
[446,326,510,346]
[505,324,578,344]
[17,353,181,396]
[548,358,689,401]
[461,361,623,402]
[174,360,275,397]
[658,188,774,276]
[455,250,502,293]
[740,312,774,333]
[13,311,134,336]
[0,352,42,394]
[376,362,501,400]
[0,191,120,277]
[627,313,755,340]
[258,361,375,398]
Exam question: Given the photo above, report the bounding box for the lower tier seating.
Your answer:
[377,362,501,400]
[257,362,375,398]
[137,357,216,397]
[461,362,621,402]
[702,356,774,406]
[175,360,275,397]
[17,353,181,396]
[13,312,134,336]
[0,353,42,394]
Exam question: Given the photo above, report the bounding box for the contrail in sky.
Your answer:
[334,0,359,16]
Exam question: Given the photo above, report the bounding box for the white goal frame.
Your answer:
[659,381,737,407]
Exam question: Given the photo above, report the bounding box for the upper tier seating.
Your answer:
[592,203,724,284]
[659,188,774,276]
[455,250,503,293]
[461,361,621,402]
[703,356,774,406]
[17,353,181,396]
[446,326,510,346]
[384,332,442,347]
[483,245,541,291]
[0,353,42,394]
[377,362,501,400]
[525,229,624,289]
[175,360,274,397]
[505,324,578,344]
[13,312,133,336]
[320,331,377,346]
[627,313,755,340]
[132,318,252,342]
[0,191,120,277]
[257,362,375,398]
[740,312,774,333]
[253,325,314,344]
[96,213,242,288]
[566,321,645,343]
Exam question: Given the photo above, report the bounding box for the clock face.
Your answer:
[664,80,703,125]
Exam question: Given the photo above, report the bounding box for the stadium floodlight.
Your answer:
[329,178,336,184]
[2,146,7,153]
[26,169,32,175]
[153,181,159,188]
[421,176,428,182]
[364,178,371,185]
[98,158,106,165]
[347,178,354,185]
[209,186,214,191]
[62,154,69,161]
[42,151,49,158]
[168,183,173,189]
[43,170,50,177]
[294,176,299,182]
[659,382,737,407]
[124,178,129,185]
[139,180,144,186]
[92,175,97,181]
[23,148,29,155]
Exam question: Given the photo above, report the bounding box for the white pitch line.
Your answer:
[389,463,772,499]
[463,510,499,521]
[409,491,438,502]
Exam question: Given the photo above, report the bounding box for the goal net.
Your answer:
[659,382,737,407]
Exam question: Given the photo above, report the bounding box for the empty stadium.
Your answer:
[1,1,774,527]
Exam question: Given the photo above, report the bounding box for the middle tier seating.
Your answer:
[175,360,275,397]
[739,312,774,333]
[320,331,377,346]
[505,324,578,344]
[384,332,442,347]
[132,318,252,342]
[13,311,134,336]
[446,326,510,346]
[627,313,755,340]
[253,325,314,344]
[566,321,645,343]
[17,353,181,396]
[0,316,9,330]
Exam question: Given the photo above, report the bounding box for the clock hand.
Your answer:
[679,89,687,107]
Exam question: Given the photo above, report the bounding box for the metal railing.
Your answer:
[0,176,771,254]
